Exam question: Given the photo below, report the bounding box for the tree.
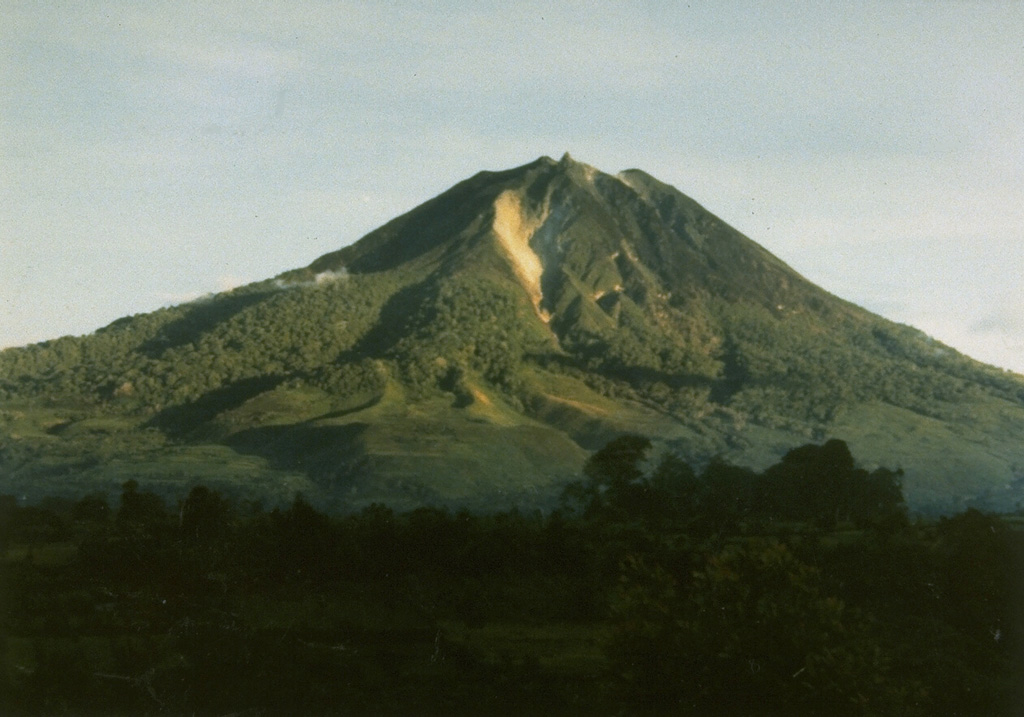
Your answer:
[649,452,700,521]
[116,480,166,533]
[272,494,335,582]
[565,434,652,519]
[698,458,758,534]
[179,486,230,544]
[760,439,906,528]
[852,467,907,529]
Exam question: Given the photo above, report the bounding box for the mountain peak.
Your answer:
[4,156,1024,514]
[527,152,590,172]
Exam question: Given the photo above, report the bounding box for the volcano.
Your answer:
[2,154,1023,513]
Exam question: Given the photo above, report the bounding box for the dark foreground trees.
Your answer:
[1,439,1022,715]
[564,436,907,533]
[606,540,935,715]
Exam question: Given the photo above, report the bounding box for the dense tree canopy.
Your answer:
[0,437,1022,714]
[565,436,907,533]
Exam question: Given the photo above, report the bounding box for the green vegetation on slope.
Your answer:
[2,155,1023,512]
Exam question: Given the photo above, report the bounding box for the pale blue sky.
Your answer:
[2,2,1022,372]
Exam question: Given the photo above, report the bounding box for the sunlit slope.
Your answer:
[2,154,1023,512]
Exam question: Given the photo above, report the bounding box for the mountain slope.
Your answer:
[2,154,1023,512]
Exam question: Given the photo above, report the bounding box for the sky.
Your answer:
[2,1,1023,373]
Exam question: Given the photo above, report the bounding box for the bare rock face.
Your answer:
[492,189,550,321]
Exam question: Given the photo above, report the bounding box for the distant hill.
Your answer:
[2,154,1023,513]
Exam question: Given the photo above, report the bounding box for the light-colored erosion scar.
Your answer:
[492,190,550,321]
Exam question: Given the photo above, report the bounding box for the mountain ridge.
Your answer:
[2,155,1023,513]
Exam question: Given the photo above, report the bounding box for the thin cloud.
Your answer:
[971,302,1024,337]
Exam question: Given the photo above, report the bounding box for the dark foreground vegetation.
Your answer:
[1,438,1022,715]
